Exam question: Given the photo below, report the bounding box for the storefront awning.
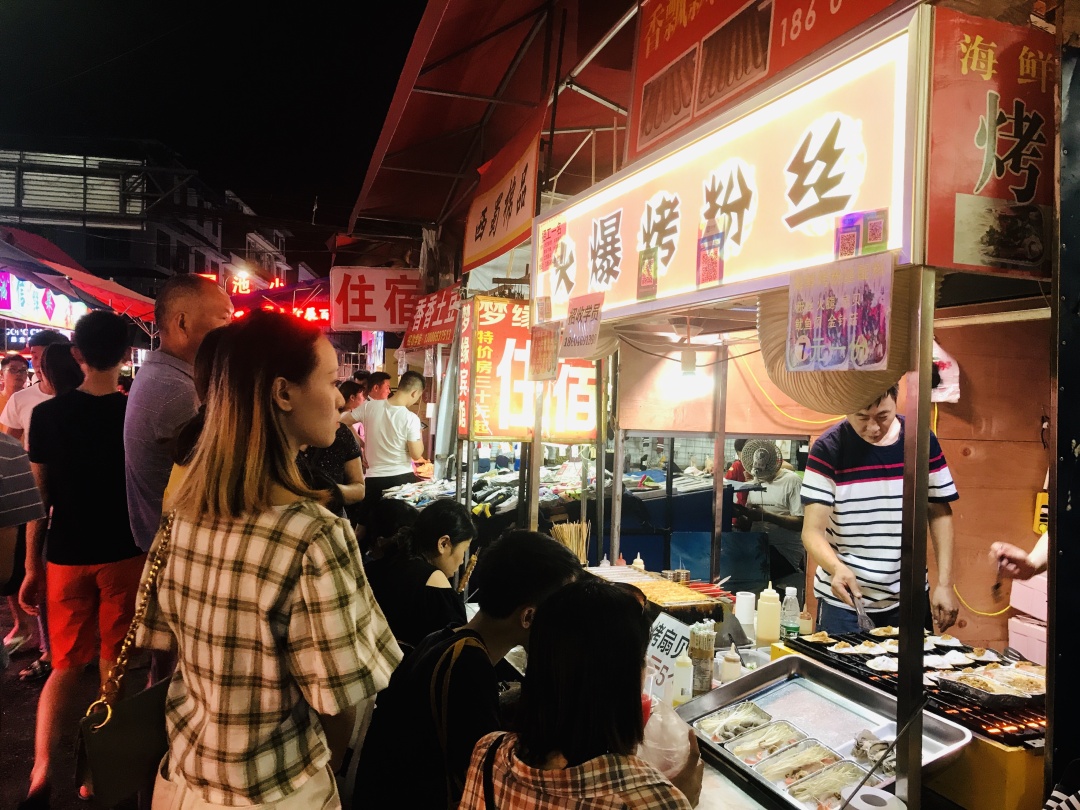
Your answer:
[0,227,155,322]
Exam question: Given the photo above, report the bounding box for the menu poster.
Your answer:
[646,611,692,699]
[560,293,605,359]
[786,253,893,372]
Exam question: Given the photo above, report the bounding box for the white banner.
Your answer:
[330,266,422,332]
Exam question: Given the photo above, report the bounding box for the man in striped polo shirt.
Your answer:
[800,385,960,635]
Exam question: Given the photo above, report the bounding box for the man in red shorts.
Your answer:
[18,311,145,808]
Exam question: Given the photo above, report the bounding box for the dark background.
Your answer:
[0,2,428,268]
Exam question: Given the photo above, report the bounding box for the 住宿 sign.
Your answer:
[330,267,422,332]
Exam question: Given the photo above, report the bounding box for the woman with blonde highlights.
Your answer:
[138,310,401,810]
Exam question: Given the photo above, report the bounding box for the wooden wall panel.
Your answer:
[931,319,1051,649]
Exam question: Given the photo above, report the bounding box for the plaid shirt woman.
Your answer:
[137,312,401,809]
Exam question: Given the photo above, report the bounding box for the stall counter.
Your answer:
[700,763,771,810]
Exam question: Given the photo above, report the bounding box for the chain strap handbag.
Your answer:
[75,511,176,809]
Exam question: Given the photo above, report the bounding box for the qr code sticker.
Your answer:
[838,231,858,258]
[867,218,885,244]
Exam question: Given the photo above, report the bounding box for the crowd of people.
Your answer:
[0,273,705,810]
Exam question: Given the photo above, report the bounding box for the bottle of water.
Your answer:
[781,587,800,640]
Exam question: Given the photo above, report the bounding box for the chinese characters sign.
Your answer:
[463,117,541,272]
[458,296,534,441]
[927,10,1055,276]
[787,252,892,372]
[630,0,903,160]
[559,293,604,359]
[0,271,88,330]
[403,284,460,349]
[646,612,692,698]
[330,267,422,332]
[542,358,597,444]
[536,34,909,323]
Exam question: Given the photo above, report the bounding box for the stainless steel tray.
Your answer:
[677,656,972,809]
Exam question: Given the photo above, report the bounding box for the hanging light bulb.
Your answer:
[681,347,697,376]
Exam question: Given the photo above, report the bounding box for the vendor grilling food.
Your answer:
[733,439,806,584]
[800,386,960,635]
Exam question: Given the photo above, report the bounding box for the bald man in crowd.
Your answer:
[124,275,232,553]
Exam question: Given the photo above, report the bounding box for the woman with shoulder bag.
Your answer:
[137,310,402,810]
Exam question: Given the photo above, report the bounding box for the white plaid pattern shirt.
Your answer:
[137,500,402,805]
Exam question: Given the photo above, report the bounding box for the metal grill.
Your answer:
[785,633,1045,748]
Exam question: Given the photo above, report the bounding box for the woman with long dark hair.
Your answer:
[138,311,401,809]
[364,497,473,648]
[460,577,703,809]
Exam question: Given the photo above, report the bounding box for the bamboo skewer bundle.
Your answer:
[551,521,590,565]
[457,552,479,594]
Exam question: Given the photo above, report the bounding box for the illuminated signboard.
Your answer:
[0,271,89,330]
[926,10,1055,277]
[533,32,911,324]
[628,0,904,160]
[458,296,534,441]
[542,358,597,444]
[403,284,460,349]
[330,266,423,332]
[233,303,331,327]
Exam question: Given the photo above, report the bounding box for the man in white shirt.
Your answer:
[342,371,424,514]
[735,440,806,585]
[1,330,68,450]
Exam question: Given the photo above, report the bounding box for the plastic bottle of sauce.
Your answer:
[672,650,693,707]
[615,553,627,566]
[756,581,782,646]
[719,644,742,684]
[631,553,646,571]
[599,554,611,567]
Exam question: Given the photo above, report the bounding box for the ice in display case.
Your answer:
[677,656,971,809]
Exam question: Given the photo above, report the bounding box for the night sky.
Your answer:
[0,1,428,268]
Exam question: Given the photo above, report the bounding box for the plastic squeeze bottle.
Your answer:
[599,554,611,567]
[672,649,693,707]
[719,644,742,684]
[781,587,800,640]
[632,553,646,571]
[756,582,782,646]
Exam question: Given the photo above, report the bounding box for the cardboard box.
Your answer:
[1008,614,1046,665]
[1009,571,1047,622]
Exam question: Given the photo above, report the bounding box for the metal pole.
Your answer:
[610,428,625,565]
[896,267,935,809]
[595,356,607,567]
[1048,27,1080,794]
[580,438,590,543]
[455,438,463,501]
[542,10,568,197]
[465,441,475,509]
[528,381,545,531]
[711,345,729,583]
[430,344,442,462]
[665,437,675,570]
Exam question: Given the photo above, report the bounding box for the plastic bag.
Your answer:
[637,697,692,780]
[932,339,960,403]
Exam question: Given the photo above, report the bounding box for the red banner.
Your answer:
[926,9,1055,276]
[403,284,460,349]
[458,296,533,441]
[629,0,900,161]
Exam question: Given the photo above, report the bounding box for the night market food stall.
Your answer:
[527,4,1055,809]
